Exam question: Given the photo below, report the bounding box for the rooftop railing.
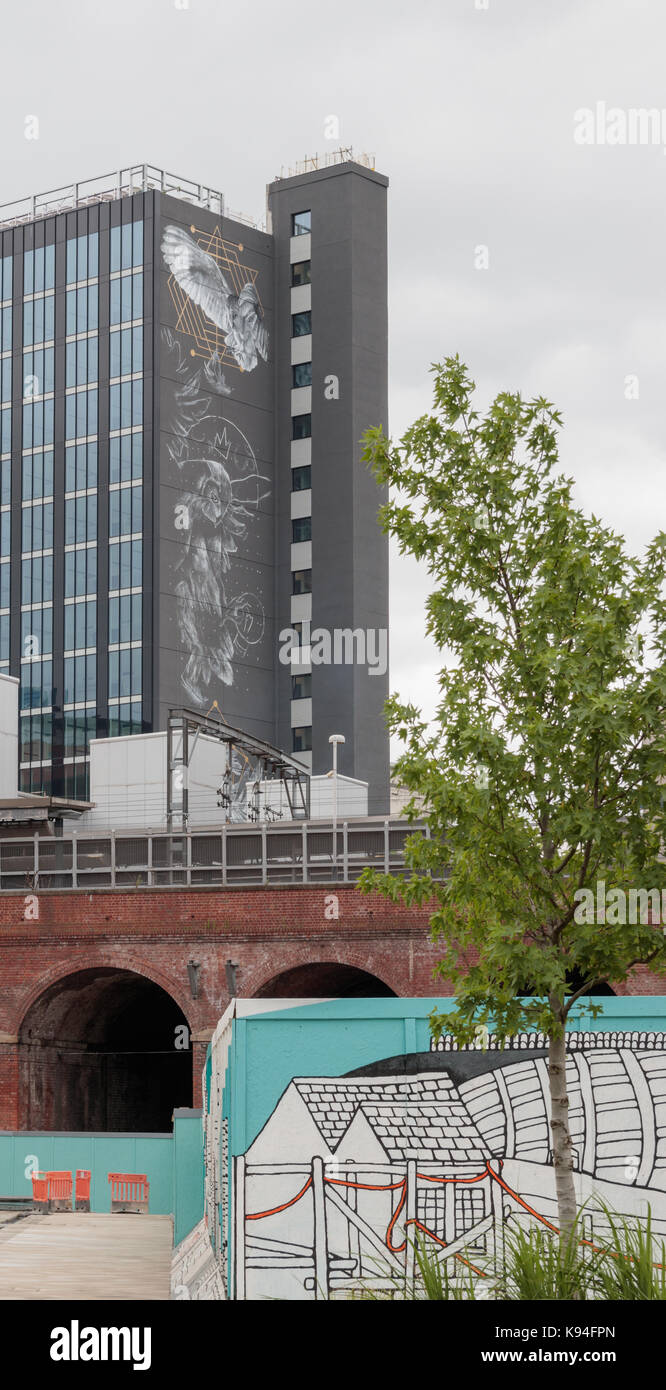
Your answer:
[0,165,263,231]
[273,149,377,180]
[0,818,434,892]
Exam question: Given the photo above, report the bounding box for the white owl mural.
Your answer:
[161,224,269,373]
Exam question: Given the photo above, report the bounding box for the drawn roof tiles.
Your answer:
[293,1074,488,1160]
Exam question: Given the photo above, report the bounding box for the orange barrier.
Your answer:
[75,1169,91,1212]
[108,1173,149,1214]
[45,1170,73,1212]
[30,1171,49,1213]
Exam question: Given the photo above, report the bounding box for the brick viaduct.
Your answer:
[0,883,660,1132]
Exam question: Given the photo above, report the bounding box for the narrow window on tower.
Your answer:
[291,210,311,236]
[292,414,311,441]
[292,726,313,753]
[291,261,311,287]
[292,516,311,543]
[291,311,312,338]
[291,465,311,492]
[292,362,312,388]
[292,569,312,595]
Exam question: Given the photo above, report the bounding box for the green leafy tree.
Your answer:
[360,358,666,1241]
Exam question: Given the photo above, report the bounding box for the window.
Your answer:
[64,708,97,756]
[292,726,312,753]
[292,516,311,543]
[0,457,10,506]
[110,325,143,378]
[65,495,97,545]
[0,612,8,662]
[0,255,12,301]
[24,296,55,347]
[20,766,53,794]
[21,607,52,657]
[110,271,143,325]
[292,568,312,595]
[21,711,54,763]
[62,764,89,799]
[22,555,53,605]
[109,539,142,591]
[65,442,97,493]
[108,647,142,699]
[109,431,142,483]
[291,311,311,338]
[64,654,96,704]
[65,387,98,441]
[291,210,311,236]
[22,347,54,396]
[64,547,97,598]
[23,398,54,449]
[22,451,54,501]
[291,464,311,491]
[23,245,55,295]
[19,658,52,710]
[66,233,99,285]
[66,337,98,387]
[0,358,11,405]
[64,599,96,653]
[291,261,311,287]
[65,287,98,336]
[108,700,143,738]
[22,501,54,553]
[109,484,142,537]
[110,221,143,273]
[109,592,142,645]
[292,414,311,441]
[1,408,10,455]
[109,380,143,431]
[291,673,312,700]
[0,304,11,352]
[292,362,312,388]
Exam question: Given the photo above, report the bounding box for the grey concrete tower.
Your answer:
[268,160,390,814]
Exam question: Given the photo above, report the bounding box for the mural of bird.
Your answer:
[161,224,269,372]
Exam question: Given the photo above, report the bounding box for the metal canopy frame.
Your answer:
[166,708,310,829]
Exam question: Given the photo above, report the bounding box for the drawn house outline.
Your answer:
[231,1035,666,1300]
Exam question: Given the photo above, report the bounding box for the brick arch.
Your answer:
[248,950,399,1000]
[17,956,195,1131]
[13,948,194,1035]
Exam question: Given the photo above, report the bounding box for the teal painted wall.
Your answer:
[173,1113,204,1245]
[220,997,666,1156]
[0,1113,204,1243]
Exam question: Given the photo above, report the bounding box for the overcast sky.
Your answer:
[2,0,665,747]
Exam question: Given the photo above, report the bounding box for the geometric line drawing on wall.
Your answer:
[231,1041,666,1299]
[162,223,269,373]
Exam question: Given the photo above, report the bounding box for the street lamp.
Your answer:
[328,734,346,878]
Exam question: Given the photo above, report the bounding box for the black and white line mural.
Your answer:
[161,314,270,709]
[230,1034,666,1300]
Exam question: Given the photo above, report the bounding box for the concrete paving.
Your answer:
[0,1213,172,1300]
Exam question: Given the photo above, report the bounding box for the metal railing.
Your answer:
[274,149,377,180]
[0,165,262,231]
[0,818,432,892]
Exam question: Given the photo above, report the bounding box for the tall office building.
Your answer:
[0,156,389,812]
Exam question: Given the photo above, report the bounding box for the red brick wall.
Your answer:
[0,883,441,1127]
[0,881,662,1128]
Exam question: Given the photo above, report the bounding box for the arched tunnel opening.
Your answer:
[18,968,192,1132]
[255,961,396,998]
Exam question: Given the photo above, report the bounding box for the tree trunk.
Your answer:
[547,1009,578,1248]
